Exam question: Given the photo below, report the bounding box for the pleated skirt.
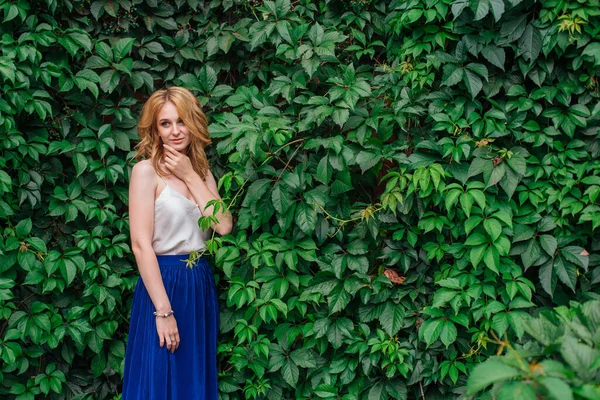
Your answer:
[122,254,219,400]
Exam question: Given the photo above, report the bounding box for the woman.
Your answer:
[122,86,233,399]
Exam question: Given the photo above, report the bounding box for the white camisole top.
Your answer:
[152,177,211,255]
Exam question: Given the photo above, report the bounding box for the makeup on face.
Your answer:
[156,102,191,150]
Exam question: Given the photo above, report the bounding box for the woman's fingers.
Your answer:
[159,332,179,352]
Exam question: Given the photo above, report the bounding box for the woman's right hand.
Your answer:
[156,315,180,353]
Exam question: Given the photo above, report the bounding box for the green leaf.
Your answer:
[470,245,487,268]
[73,153,88,177]
[243,179,271,206]
[198,65,217,93]
[498,381,537,400]
[582,42,600,66]
[380,302,405,336]
[484,218,502,242]
[560,336,597,380]
[433,288,457,308]
[440,320,457,347]
[554,256,577,292]
[484,162,506,190]
[481,45,505,70]
[355,151,381,173]
[463,69,483,99]
[295,201,317,234]
[368,382,384,400]
[271,184,291,213]
[281,359,299,386]
[539,235,557,256]
[467,359,520,394]
[474,0,490,21]
[442,64,464,86]
[113,38,136,61]
[99,70,120,94]
[422,319,443,347]
[15,219,33,237]
[328,287,351,314]
[489,0,505,22]
[539,377,573,400]
[483,246,499,273]
[518,24,541,62]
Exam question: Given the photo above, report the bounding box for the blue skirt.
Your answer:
[122,254,219,400]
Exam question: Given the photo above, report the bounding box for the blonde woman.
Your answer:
[122,87,232,399]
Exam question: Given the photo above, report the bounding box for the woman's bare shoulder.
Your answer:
[132,159,157,176]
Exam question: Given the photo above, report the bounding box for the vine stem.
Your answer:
[312,202,383,224]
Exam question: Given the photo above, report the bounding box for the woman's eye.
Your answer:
[177,120,185,125]
[161,122,170,127]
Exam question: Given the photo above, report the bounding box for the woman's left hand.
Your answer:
[163,144,195,180]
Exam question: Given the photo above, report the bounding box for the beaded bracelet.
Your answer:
[153,310,174,318]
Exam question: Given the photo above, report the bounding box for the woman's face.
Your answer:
[156,102,191,152]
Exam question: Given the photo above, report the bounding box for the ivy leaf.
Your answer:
[538,377,573,400]
[518,24,542,62]
[328,287,351,314]
[474,0,490,21]
[281,359,299,386]
[539,260,557,296]
[560,336,597,381]
[489,0,505,22]
[271,184,292,213]
[483,219,502,242]
[295,201,317,234]
[442,64,464,86]
[99,70,120,94]
[582,42,600,66]
[553,256,577,292]
[422,319,443,347]
[440,320,457,347]
[355,151,381,173]
[113,38,136,61]
[451,0,470,18]
[73,153,88,177]
[463,69,483,98]
[481,45,505,70]
[380,302,405,336]
[198,65,217,93]
[15,218,32,237]
[242,179,271,206]
[484,162,506,189]
[467,359,520,394]
[539,235,557,256]
[368,382,384,400]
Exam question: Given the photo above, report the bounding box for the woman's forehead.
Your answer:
[157,102,179,119]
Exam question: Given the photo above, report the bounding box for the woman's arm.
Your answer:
[163,144,233,236]
[184,169,233,236]
[129,161,180,351]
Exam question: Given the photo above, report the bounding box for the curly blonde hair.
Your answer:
[134,87,211,180]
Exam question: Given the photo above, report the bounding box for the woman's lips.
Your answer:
[171,138,183,144]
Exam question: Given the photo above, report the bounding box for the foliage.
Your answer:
[0,0,599,398]
[465,300,600,400]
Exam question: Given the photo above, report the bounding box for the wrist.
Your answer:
[183,172,202,186]
[154,310,174,318]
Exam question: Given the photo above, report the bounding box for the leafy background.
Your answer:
[0,0,599,399]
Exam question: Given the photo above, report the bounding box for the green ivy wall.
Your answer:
[0,0,599,399]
